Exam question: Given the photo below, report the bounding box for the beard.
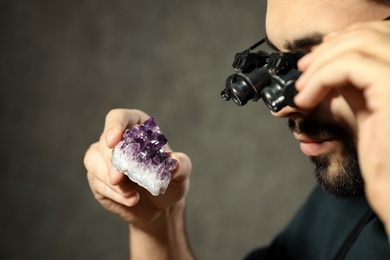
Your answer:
[288,118,365,198]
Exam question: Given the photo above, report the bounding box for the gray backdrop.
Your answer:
[1,1,315,259]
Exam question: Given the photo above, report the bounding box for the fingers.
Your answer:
[104,109,151,148]
[85,108,192,214]
[87,171,139,207]
[103,109,151,185]
[295,51,390,110]
[170,152,192,183]
[85,139,191,205]
[84,141,140,206]
[299,21,390,72]
[295,20,390,110]
[109,166,127,185]
[147,152,192,209]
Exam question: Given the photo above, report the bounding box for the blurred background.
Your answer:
[1,0,315,259]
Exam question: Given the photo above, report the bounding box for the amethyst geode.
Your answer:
[111,118,177,196]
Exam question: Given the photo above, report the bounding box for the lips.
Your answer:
[294,133,336,156]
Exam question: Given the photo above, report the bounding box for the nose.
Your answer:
[271,104,312,119]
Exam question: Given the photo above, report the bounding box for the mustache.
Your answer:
[287,118,349,138]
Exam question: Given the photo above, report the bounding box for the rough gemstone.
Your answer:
[111,118,177,196]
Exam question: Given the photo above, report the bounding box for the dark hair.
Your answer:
[371,0,390,6]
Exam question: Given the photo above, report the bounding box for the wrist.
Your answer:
[129,200,194,260]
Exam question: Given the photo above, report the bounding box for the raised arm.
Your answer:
[84,109,194,260]
[295,19,390,237]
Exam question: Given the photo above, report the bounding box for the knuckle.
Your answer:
[83,144,97,170]
[105,108,121,119]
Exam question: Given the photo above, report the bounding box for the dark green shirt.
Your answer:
[245,185,390,259]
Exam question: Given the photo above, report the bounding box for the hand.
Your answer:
[83,109,192,228]
[295,20,390,235]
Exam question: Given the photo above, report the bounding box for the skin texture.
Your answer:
[84,109,194,259]
[83,1,390,259]
[267,0,390,234]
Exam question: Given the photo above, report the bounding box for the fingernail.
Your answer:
[125,193,140,207]
[294,92,302,104]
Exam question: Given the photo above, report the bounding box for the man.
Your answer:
[84,0,390,259]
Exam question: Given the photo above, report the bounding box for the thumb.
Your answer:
[170,152,192,182]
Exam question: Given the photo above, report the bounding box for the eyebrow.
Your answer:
[265,33,324,52]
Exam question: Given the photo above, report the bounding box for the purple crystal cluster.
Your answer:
[111,118,177,196]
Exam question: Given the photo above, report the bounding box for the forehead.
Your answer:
[265,0,385,51]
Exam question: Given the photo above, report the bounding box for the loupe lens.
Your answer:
[261,86,280,112]
[229,85,247,106]
[221,65,271,107]
[222,74,258,106]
